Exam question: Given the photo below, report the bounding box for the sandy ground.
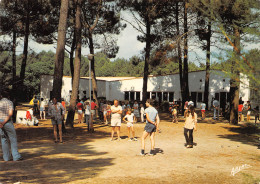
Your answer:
[0,112,259,184]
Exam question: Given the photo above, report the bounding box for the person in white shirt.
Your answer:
[140,104,145,123]
[110,100,122,141]
[184,106,197,148]
[123,108,137,141]
[40,98,46,120]
[84,101,91,127]
[188,100,194,107]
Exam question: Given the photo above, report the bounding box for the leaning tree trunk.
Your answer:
[204,21,211,110]
[52,0,69,102]
[66,0,82,128]
[88,32,99,106]
[182,0,190,105]
[19,6,29,97]
[142,12,151,105]
[229,26,240,125]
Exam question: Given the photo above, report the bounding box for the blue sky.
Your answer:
[1,10,259,65]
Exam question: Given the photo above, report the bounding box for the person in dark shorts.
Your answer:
[140,99,160,156]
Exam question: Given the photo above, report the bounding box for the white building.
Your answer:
[40,70,251,109]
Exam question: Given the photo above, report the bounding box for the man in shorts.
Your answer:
[140,99,160,156]
[110,100,122,141]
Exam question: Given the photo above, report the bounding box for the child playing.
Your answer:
[123,108,137,141]
[172,105,178,123]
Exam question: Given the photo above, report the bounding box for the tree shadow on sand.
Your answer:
[217,123,260,147]
[0,125,114,183]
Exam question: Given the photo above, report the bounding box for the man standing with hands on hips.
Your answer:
[0,88,23,161]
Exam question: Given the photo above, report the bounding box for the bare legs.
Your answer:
[40,111,46,120]
[53,124,63,143]
[78,113,83,123]
[127,126,135,139]
[111,126,120,140]
[141,131,156,155]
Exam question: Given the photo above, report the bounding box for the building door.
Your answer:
[220,92,227,110]
[191,92,197,107]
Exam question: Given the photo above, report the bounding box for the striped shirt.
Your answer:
[0,98,13,121]
[49,102,65,121]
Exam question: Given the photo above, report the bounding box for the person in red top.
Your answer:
[91,99,98,120]
[77,99,83,123]
[238,103,244,122]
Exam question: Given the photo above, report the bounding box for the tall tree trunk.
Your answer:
[142,13,151,104]
[19,5,29,91]
[230,26,240,125]
[66,0,82,128]
[176,2,184,112]
[89,32,99,106]
[70,30,76,77]
[183,0,189,104]
[52,0,69,102]
[12,29,17,92]
[204,22,211,110]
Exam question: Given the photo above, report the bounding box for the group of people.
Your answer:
[238,98,259,124]
[1,88,259,161]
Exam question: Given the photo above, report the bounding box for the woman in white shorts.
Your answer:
[123,108,137,141]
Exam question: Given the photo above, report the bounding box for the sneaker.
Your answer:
[128,138,133,141]
[14,157,24,161]
[139,153,145,156]
[148,150,155,156]
[133,138,137,141]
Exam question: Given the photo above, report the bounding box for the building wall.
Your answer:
[40,75,106,104]
[40,70,251,107]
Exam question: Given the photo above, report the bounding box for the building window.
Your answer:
[152,92,156,99]
[198,92,203,102]
[124,92,129,101]
[130,92,135,101]
[215,93,220,101]
[169,92,174,102]
[163,92,168,101]
[157,92,162,102]
[146,92,150,99]
[136,92,140,101]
